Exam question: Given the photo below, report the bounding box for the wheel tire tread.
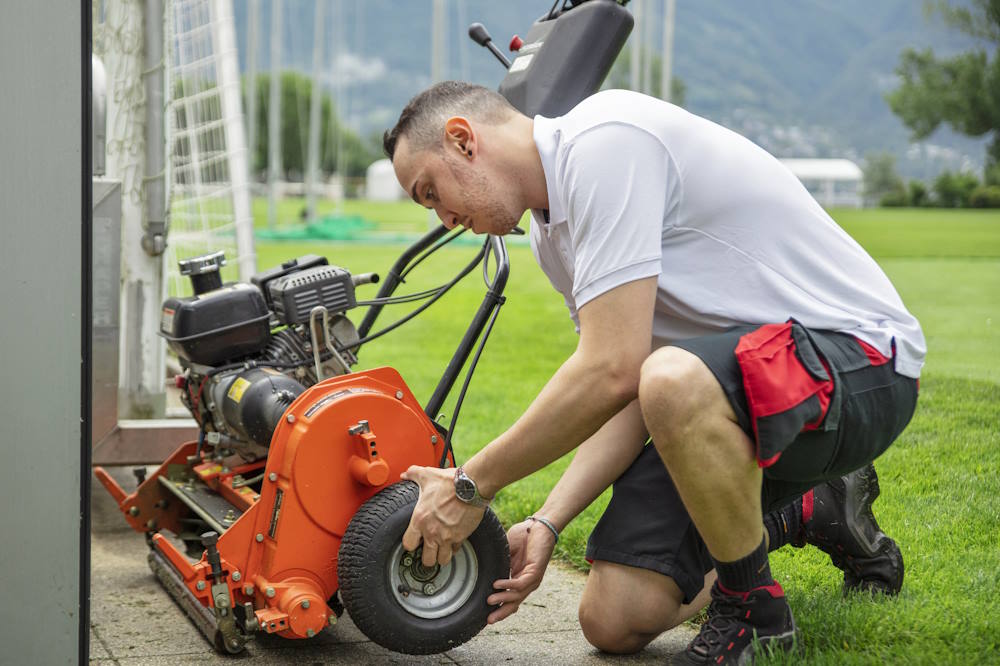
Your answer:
[338,481,509,655]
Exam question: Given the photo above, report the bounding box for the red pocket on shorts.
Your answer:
[734,322,834,468]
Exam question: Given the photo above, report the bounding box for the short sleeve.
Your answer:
[556,123,669,308]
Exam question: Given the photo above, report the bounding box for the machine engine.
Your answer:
[159,251,377,451]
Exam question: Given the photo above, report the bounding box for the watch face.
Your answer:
[455,476,477,502]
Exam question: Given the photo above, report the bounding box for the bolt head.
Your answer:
[265,587,275,598]
[232,571,241,582]
[306,629,316,638]
[196,580,206,591]
[328,614,337,626]
[268,472,277,482]
[395,390,404,399]
[402,556,413,567]
[286,413,295,423]
[431,435,438,444]
[422,583,435,595]
[301,599,310,609]
[256,533,264,542]
[128,506,140,516]
[243,584,254,595]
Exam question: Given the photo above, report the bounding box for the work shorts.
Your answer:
[585,321,919,603]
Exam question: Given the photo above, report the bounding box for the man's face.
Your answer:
[393,136,522,236]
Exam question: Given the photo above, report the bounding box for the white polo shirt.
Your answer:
[529,90,925,378]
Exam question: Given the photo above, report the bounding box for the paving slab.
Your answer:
[90,468,695,664]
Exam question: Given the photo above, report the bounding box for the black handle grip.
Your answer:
[468,22,491,46]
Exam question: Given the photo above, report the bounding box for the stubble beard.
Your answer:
[445,154,521,235]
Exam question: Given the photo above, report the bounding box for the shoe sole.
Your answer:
[735,627,798,666]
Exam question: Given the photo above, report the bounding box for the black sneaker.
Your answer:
[803,463,904,596]
[673,581,797,665]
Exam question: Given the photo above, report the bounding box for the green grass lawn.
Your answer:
[255,206,999,664]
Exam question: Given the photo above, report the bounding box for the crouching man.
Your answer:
[385,81,923,664]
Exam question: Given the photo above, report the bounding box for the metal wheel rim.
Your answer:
[388,540,478,619]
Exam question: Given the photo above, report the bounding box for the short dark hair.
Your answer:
[383,81,517,160]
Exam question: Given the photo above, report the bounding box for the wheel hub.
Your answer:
[389,541,478,619]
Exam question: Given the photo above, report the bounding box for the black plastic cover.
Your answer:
[220,367,305,447]
[159,283,271,365]
[498,0,633,118]
[269,264,357,325]
[251,254,329,309]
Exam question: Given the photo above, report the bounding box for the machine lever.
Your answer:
[468,22,511,69]
[201,531,224,584]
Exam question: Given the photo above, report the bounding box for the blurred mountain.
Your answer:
[233,0,989,179]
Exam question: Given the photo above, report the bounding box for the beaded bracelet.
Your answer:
[527,515,560,543]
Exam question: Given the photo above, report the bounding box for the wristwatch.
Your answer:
[454,466,491,508]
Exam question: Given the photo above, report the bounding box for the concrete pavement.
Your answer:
[89,468,696,665]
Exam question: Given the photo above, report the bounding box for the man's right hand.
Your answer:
[487,519,558,624]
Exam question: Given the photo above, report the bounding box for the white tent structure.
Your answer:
[366,159,406,201]
[780,158,864,208]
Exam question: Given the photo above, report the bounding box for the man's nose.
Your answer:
[436,206,459,229]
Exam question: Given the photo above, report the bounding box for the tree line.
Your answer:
[242,71,381,180]
[881,0,1000,208]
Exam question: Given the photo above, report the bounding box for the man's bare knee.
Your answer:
[639,347,713,440]
[578,595,661,654]
[578,561,688,654]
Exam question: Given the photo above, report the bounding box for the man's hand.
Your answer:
[401,465,486,567]
[486,519,557,624]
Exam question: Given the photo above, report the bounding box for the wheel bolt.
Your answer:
[402,556,413,567]
[422,583,435,595]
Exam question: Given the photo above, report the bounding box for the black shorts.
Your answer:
[585,321,919,603]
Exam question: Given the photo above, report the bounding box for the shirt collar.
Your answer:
[531,115,567,226]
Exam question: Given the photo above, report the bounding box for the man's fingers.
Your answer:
[436,543,454,566]
[493,574,531,590]
[487,589,527,606]
[491,575,537,594]
[487,602,521,624]
[399,465,420,482]
[401,523,422,552]
[421,541,439,567]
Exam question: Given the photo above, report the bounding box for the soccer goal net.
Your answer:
[165,0,255,294]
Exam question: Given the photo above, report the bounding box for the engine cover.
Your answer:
[268,265,356,325]
[160,283,271,365]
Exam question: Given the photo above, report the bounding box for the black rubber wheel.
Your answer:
[338,480,510,655]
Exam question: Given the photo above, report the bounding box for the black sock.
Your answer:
[713,536,774,593]
[764,496,804,552]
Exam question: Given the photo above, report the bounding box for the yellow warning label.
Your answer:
[228,377,251,402]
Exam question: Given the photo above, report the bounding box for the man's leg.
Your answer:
[578,562,714,654]
[638,346,796,663]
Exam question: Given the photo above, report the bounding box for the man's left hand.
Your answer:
[401,465,487,567]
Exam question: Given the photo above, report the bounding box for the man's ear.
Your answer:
[444,116,476,159]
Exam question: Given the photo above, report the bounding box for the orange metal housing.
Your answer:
[96,367,449,640]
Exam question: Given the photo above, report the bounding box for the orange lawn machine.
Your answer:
[96,232,512,655]
[94,0,634,656]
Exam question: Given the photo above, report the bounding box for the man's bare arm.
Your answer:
[485,401,647,622]
[537,399,647,530]
[464,276,657,498]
